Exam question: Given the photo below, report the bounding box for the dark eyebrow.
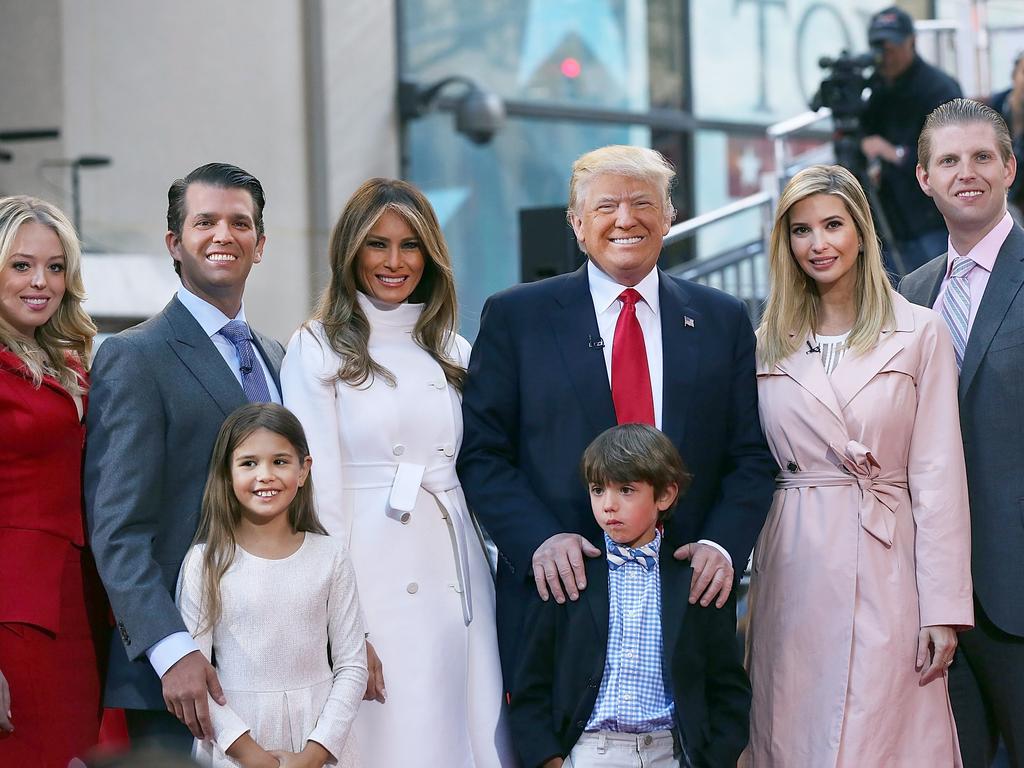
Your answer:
[192,211,253,221]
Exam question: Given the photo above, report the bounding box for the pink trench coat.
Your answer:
[744,293,974,767]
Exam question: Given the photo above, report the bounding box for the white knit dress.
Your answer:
[177,533,367,767]
[281,293,514,767]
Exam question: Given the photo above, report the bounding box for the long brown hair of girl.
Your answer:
[187,403,327,634]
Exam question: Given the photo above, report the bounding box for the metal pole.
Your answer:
[71,162,82,236]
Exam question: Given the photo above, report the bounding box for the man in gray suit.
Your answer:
[85,163,285,750]
[901,98,1023,767]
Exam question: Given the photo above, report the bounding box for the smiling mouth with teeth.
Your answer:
[611,236,643,245]
[956,191,983,198]
[376,275,408,284]
[207,253,237,261]
[254,490,279,497]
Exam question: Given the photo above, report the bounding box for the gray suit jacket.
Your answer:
[84,295,285,709]
[899,223,1024,637]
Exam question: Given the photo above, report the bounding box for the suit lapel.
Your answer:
[660,554,690,670]
[659,273,698,449]
[551,265,617,433]
[911,255,948,307]
[163,297,247,416]
[960,225,1024,398]
[582,555,610,640]
[252,331,284,391]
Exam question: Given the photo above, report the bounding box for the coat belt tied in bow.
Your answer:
[775,440,907,547]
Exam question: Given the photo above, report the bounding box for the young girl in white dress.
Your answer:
[177,403,367,768]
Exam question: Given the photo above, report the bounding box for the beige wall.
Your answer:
[0,0,400,342]
[0,0,66,199]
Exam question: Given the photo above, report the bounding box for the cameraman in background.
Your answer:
[860,6,962,274]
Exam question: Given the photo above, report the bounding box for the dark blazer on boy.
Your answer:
[509,545,751,768]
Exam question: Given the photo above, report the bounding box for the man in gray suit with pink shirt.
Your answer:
[900,98,1024,767]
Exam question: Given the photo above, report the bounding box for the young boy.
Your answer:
[509,424,751,768]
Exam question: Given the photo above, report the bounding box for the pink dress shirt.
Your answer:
[933,212,1014,337]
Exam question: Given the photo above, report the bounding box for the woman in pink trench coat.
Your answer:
[744,165,974,767]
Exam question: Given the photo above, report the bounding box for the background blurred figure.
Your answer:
[282,178,513,767]
[748,165,972,766]
[86,164,284,752]
[0,195,107,766]
[988,51,1024,221]
[903,98,1024,768]
[860,5,962,275]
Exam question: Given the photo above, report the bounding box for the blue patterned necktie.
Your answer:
[219,320,273,403]
[939,255,976,371]
[606,539,659,570]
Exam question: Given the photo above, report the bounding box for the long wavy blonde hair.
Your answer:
[758,165,894,369]
[187,404,326,634]
[0,195,96,394]
[311,178,465,391]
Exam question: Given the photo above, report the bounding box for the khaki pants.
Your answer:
[566,730,681,768]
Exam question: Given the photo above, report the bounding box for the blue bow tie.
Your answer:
[606,537,659,571]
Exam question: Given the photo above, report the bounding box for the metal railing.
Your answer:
[662,106,838,318]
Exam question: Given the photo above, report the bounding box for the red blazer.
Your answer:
[0,346,88,632]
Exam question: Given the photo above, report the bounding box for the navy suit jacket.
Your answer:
[509,551,751,768]
[458,264,776,677]
[899,223,1024,636]
[85,296,285,709]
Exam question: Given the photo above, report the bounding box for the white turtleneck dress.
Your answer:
[281,294,514,767]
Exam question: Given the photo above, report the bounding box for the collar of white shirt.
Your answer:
[177,285,250,340]
[586,260,661,316]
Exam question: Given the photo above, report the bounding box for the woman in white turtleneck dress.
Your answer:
[281,179,514,768]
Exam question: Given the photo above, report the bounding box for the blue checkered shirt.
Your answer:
[586,530,675,733]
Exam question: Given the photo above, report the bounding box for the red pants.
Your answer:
[0,546,107,767]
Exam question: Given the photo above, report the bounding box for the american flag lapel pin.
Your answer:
[683,316,695,328]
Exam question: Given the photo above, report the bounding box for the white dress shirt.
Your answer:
[147,287,281,679]
[586,261,730,565]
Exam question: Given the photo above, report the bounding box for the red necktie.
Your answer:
[611,288,655,426]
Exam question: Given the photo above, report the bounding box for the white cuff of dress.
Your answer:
[147,631,201,679]
[696,539,732,566]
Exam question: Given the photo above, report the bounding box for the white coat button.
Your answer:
[406,582,418,594]
[393,444,405,456]
[400,512,411,524]
[442,444,455,458]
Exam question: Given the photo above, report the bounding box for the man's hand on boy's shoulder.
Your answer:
[674,541,734,609]
[532,532,602,603]
[541,757,564,768]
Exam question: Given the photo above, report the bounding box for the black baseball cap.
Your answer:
[868,6,916,45]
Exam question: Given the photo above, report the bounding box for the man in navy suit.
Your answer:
[459,145,777,681]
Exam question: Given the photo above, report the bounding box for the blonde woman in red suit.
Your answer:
[0,195,105,766]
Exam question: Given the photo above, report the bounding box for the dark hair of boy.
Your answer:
[581,423,692,521]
